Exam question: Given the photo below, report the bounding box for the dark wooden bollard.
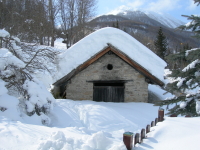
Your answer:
[146,124,150,134]
[134,133,140,146]
[155,118,158,125]
[141,129,145,142]
[158,108,164,122]
[170,114,177,117]
[151,121,155,127]
[123,132,133,150]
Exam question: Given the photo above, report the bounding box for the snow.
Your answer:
[54,38,67,51]
[144,10,185,28]
[0,29,10,38]
[55,27,166,83]
[0,79,20,120]
[180,101,187,108]
[23,78,55,113]
[182,59,200,72]
[0,29,199,150]
[0,48,25,70]
[136,117,200,150]
[0,99,200,150]
[177,78,185,88]
[107,6,185,28]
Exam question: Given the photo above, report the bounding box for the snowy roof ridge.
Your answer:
[54,27,167,84]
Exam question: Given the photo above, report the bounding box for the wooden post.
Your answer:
[158,108,164,122]
[141,129,145,142]
[146,124,150,134]
[134,133,140,146]
[155,118,158,125]
[151,121,155,127]
[170,114,177,117]
[123,132,133,150]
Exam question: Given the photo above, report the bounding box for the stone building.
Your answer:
[52,27,166,102]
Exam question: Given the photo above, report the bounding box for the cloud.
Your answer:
[147,0,181,12]
[187,0,197,10]
[127,0,146,8]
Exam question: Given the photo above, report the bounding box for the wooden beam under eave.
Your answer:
[78,47,111,71]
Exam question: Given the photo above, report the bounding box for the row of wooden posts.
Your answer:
[123,108,164,150]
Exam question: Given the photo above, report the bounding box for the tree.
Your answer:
[0,29,58,124]
[154,27,168,60]
[75,0,97,41]
[59,0,77,48]
[158,0,200,116]
[112,20,120,29]
[167,43,192,69]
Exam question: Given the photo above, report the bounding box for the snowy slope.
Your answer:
[144,11,185,29]
[54,27,166,84]
[0,99,200,150]
[107,6,185,28]
[136,117,200,150]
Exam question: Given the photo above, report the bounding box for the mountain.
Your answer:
[107,6,185,28]
[88,8,198,55]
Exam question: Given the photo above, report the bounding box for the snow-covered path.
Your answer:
[136,117,200,150]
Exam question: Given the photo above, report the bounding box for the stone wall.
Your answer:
[65,52,148,102]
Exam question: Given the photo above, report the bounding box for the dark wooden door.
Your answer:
[93,83,124,102]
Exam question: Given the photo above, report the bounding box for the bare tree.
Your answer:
[59,0,77,48]
[75,0,97,40]
[47,0,59,47]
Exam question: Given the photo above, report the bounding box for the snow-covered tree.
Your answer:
[0,29,58,125]
[154,27,168,60]
[158,0,200,116]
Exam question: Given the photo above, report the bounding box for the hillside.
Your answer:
[89,9,198,53]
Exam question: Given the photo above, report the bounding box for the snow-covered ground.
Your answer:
[0,99,199,150]
[0,28,199,150]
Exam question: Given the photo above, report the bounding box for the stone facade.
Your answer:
[65,52,148,102]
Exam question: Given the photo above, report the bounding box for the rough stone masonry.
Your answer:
[65,52,148,102]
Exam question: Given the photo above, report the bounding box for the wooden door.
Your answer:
[93,83,124,102]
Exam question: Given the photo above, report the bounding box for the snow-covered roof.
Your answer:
[54,27,167,84]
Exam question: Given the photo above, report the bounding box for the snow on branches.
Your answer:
[160,48,200,116]
[0,29,58,125]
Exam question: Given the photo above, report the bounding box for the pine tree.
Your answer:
[167,43,192,69]
[154,27,168,60]
[158,0,200,116]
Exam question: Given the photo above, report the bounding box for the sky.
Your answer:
[97,0,199,23]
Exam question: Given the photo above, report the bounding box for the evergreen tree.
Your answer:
[154,27,168,60]
[158,0,200,116]
[112,20,119,29]
[167,43,192,69]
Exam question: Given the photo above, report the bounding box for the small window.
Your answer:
[107,64,113,70]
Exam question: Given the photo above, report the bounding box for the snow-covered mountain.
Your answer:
[107,6,185,28]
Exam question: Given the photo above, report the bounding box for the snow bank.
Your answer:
[137,117,200,150]
[23,79,55,113]
[55,27,166,83]
[0,79,20,120]
[0,99,199,150]
[0,29,10,38]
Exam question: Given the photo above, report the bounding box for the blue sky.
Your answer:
[97,0,199,23]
